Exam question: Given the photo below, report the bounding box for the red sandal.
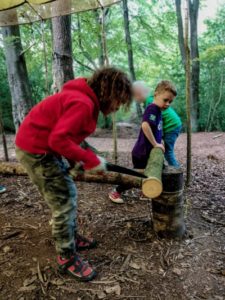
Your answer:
[57,254,97,281]
[76,234,97,251]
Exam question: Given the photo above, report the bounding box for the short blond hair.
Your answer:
[154,80,177,97]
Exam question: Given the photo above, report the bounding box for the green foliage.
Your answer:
[198,5,225,131]
[1,1,225,132]
[20,21,53,102]
[0,48,14,132]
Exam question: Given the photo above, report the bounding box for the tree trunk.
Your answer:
[175,0,186,65]
[99,6,118,163]
[189,0,200,132]
[142,148,164,198]
[94,9,105,67]
[2,25,33,131]
[52,15,74,93]
[185,0,192,185]
[208,65,224,131]
[122,0,142,118]
[175,0,200,132]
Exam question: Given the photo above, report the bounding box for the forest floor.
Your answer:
[0,131,225,300]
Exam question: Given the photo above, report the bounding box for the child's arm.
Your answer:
[142,121,165,152]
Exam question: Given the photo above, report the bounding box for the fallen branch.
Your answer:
[201,213,225,226]
[120,254,131,272]
[212,133,223,139]
[0,230,21,240]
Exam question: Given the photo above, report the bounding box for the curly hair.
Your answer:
[154,80,177,97]
[87,67,132,114]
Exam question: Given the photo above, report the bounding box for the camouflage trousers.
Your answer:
[16,147,77,257]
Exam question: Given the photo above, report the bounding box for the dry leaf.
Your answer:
[129,261,141,270]
[51,279,64,286]
[3,246,11,253]
[97,291,106,299]
[18,285,37,292]
[105,284,121,296]
[23,275,37,287]
[172,268,182,276]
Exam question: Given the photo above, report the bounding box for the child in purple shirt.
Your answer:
[109,80,177,203]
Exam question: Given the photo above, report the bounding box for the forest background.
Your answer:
[1,0,225,133]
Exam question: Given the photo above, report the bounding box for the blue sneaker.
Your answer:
[0,185,6,193]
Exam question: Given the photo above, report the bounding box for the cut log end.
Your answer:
[142,176,163,198]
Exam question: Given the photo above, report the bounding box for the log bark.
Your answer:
[152,167,185,238]
[142,148,164,198]
[0,162,142,188]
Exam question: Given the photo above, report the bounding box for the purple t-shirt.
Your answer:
[132,103,162,167]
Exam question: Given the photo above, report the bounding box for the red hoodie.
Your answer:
[15,78,100,169]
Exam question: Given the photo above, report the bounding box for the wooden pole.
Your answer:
[99,4,118,163]
[184,0,192,186]
[142,147,164,198]
[112,112,118,163]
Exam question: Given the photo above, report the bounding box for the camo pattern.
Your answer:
[16,147,77,257]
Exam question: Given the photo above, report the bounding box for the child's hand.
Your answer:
[154,143,165,152]
[85,156,107,175]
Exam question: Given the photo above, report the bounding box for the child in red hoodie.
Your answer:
[15,67,132,281]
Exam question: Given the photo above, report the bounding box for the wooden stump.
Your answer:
[152,166,185,238]
[142,147,164,198]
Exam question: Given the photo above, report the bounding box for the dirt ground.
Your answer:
[0,131,225,300]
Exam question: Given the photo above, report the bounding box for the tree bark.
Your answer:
[2,25,33,131]
[52,15,74,93]
[189,0,200,132]
[142,148,164,198]
[122,0,142,118]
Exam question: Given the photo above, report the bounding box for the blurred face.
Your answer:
[133,86,150,103]
[154,90,175,110]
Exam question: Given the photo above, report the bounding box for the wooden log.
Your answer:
[0,162,142,188]
[152,166,185,238]
[142,147,164,198]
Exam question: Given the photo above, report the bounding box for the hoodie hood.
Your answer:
[61,78,100,111]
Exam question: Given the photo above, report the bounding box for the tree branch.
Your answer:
[73,57,94,72]
[76,14,98,69]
